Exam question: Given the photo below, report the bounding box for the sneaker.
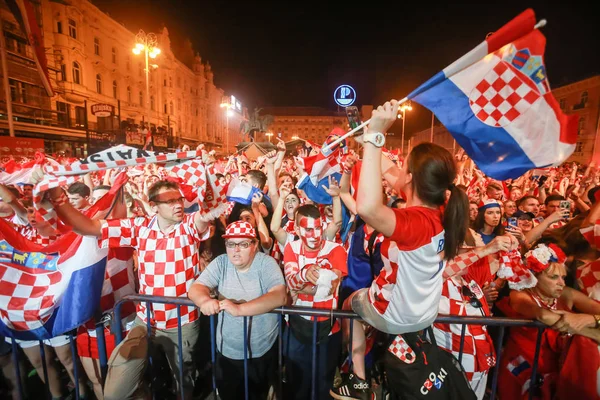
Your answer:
[330,372,371,400]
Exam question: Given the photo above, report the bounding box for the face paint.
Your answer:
[298,216,323,249]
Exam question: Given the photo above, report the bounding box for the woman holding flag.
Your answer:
[331,100,469,399]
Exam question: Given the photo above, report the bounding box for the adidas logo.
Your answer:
[353,382,370,390]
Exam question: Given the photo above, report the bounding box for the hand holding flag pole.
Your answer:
[322,16,547,155]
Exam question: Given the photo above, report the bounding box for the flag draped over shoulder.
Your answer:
[407,9,577,180]
[303,128,347,186]
[0,175,126,339]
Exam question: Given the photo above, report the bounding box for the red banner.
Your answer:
[0,137,44,162]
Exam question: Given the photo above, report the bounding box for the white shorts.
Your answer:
[5,335,72,349]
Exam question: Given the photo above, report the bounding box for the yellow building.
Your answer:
[0,0,245,156]
[552,75,600,164]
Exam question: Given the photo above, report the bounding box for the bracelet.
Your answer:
[49,192,68,207]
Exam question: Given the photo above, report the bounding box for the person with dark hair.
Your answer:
[283,203,347,400]
[91,184,112,204]
[469,201,479,226]
[473,199,505,245]
[518,195,540,217]
[331,101,469,399]
[66,181,91,210]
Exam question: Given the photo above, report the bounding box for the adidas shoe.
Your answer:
[330,372,371,400]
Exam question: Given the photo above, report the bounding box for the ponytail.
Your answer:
[443,185,469,260]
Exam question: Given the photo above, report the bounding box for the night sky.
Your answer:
[94,0,599,135]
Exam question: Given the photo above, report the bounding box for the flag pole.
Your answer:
[430,112,435,142]
[0,17,15,137]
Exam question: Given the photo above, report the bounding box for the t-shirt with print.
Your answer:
[369,206,445,332]
[100,211,210,329]
[196,252,285,360]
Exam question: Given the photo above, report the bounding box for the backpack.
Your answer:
[383,328,477,400]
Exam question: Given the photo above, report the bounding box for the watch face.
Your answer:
[375,134,384,146]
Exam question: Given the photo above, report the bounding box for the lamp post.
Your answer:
[397,101,413,154]
[220,101,234,154]
[265,132,273,143]
[132,30,160,133]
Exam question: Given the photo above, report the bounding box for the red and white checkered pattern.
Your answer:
[0,263,61,330]
[271,220,296,264]
[14,225,58,247]
[497,250,537,290]
[433,277,495,381]
[223,221,256,239]
[33,175,77,230]
[368,240,400,315]
[168,159,206,187]
[388,335,417,364]
[469,61,541,127]
[444,251,482,280]
[283,240,347,322]
[580,220,600,249]
[100,212,210,329]
[577,259,600,300]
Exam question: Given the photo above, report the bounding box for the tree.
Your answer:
[240,108,274,141]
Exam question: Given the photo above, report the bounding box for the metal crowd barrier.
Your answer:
[1,294,547,400]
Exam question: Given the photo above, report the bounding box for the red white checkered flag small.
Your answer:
[497,249,537,290]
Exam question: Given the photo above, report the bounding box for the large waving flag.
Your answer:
[0,176,126,340]
[406,9,577,180]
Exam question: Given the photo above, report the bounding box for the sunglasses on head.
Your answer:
[461,285,483,308]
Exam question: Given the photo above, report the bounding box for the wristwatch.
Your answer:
[594,314,600,329]
[362,131,386,148]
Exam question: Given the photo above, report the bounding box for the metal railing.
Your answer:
[1,294,547,400]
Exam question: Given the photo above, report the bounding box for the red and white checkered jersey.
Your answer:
[577,259,600,300]
[580,219,600,249]
[283,240,347,322]
[14,225,59,247]
[432,275,495,380]
[82,247,137,335]
[368,207,445,331]
[100,212,210,329]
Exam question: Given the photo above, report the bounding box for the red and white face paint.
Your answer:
[298,216,323,250]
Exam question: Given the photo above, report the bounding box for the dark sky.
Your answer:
[93,0,599,135]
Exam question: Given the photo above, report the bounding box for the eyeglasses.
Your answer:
[153,197,184,206]
[461,285,483,308]
[225,241,254,249]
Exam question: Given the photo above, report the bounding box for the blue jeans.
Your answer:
[283,326,341,400]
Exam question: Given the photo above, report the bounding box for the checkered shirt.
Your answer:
[443,251,482,280]
[283,240,347,322]
[387,335,417,364]
[100,212,210,329]
[433,277,496,380]
[580,220,600,249]
[469,61,541,127]
[168,159,206,187]
[14,225,59,247]
[0,263,61,331]
[577,259,600,300]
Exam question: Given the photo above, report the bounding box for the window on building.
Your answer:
[57,21,62,34]
[94,37,100,56]
[138,62,142,77]
[576,141,584,153]
[68,19,77,39]
[72,62,81,84]
[75,106,86,127]
[112,80,118,98]
[139,90,143,106]
[96,74,102,94]
[559,98,566,110]
[126,55,130,71]
[56,101,69,127]
[177,98,181,111]
[112,47,117,64]
[60,64,67,81]
[170,101,174,114]
[177,77,181,87]
[127,86,132,103]
[578,116,586,135]
[164,103,167,113]
[150,95,155,111]
[582,91,589,105]
[164,77,167,87]
[169,76,172,87]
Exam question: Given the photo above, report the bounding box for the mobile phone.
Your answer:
[534,216,544,224]
[537,175,549,187]
[345,106,363,135]
[507,217,518,228]
[559,200,570,209]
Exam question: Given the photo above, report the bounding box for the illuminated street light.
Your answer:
[398,101,413,154]
[265,132,273,142]
[132,30,160,132]
[220,101,234,153]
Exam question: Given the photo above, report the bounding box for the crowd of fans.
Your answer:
[1,101,600,399]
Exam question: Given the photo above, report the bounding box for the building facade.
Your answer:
[552,75,600,164]
[0,0,245,157]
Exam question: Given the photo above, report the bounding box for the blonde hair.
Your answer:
[541,262,567,277]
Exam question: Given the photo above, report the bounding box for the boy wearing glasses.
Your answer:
[189,221,287,400]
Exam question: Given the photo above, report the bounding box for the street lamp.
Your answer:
[220,101,234,154]
[397,101,413,154]
[291,135,299,140]
[132,30,160,132]
[265,132,273,142]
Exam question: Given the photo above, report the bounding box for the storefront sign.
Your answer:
[91,103,114,117]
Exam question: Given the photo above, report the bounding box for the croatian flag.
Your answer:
[226,178,266,206]
[407,9,577,180]
[303,128,347,186]
[0,175,127,340]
